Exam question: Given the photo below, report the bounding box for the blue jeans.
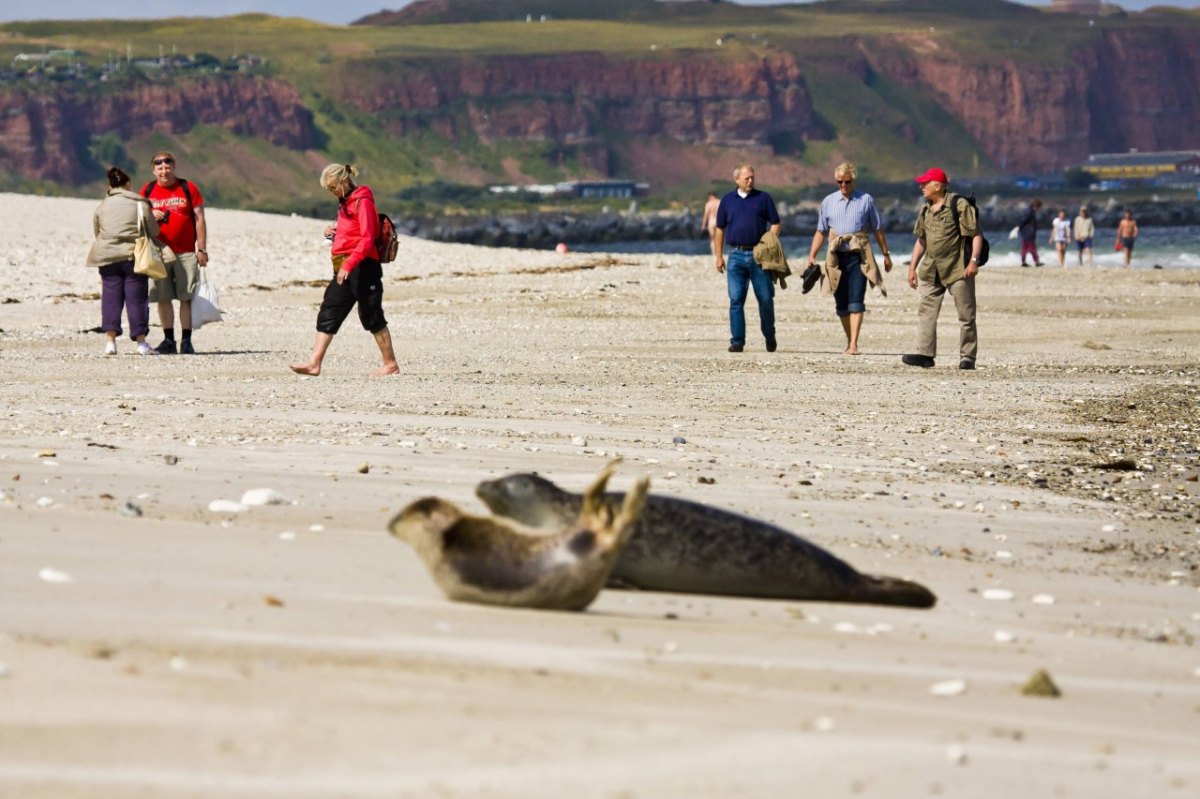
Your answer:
[726,249,775,346]
[834,251,867,317]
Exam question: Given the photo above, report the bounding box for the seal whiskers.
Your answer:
[389,461,649,611]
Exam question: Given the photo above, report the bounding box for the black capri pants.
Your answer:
[315,259,388,335]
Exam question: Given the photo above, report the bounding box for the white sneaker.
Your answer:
[137,342,155,356]
[104,341,117,356]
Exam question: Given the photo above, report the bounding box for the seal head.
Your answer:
[391,461,649,611]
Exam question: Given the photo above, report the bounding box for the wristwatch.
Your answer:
[969,256,978,263]
[197,248,208,254]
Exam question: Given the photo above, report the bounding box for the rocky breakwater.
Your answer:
[399,198,1199,249]
[0,76,317,184]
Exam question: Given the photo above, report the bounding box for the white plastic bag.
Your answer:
[191,270,223,328]
[1008,226,1020,241]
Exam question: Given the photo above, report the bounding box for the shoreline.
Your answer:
[1,193,1198,798]
[399,200,1200,249]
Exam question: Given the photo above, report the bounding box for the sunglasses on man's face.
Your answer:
[836,179,853,185]
[153,158,174,166]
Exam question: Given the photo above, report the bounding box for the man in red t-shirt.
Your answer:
[141,151,209,354]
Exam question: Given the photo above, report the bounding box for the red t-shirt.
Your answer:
[141,180,204,253]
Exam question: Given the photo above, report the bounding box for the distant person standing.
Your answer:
[1049,209,1071,267]
[1018,198,1043,267]
[290,164,399,377]
[902,167,983,371]
[1073,205,1095,267]
[86,167,157,356]
[700,191,721,260]
[1116,210,1139,267]
[713,164,781,353]
[140,151,208,354]
[804,161,892,355]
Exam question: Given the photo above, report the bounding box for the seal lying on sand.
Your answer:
[389,462,649,611]
[476,472,936,609]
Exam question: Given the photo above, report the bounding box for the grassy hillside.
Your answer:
[1,2,1197,212]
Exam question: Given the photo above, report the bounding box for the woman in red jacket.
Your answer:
[291,164,399,376]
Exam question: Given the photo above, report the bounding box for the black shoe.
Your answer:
[180,340,195,355]
[154,339,177,355]
[959,359,975,370]
[765,337,777,353]
[1020,263,1030,268]
[901,354,935,368]
[1034,261,1044,267]
[728,344,744,353]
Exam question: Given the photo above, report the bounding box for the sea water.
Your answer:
[574,225,1200,269]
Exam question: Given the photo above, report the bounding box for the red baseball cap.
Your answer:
[914,167,948,185]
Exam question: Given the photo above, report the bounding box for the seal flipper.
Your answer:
[578,459,649,555]
[854,574,937,609]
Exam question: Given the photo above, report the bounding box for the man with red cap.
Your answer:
[902,167,983,370]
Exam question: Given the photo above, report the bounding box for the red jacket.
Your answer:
[332,185,380,272]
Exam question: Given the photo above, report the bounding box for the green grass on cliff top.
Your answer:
[8,5,1193,69]
[3,4,1197,97]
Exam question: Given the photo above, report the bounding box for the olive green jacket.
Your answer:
[753,229,791,288]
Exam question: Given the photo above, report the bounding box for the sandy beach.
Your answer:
[1,191,1198,798]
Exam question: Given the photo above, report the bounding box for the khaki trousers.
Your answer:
[913,274,977,362]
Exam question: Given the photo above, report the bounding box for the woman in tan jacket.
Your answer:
[86,167,158,355]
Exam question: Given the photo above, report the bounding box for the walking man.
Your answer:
[141,151,208,354]
[713,164,781,353]
[805,161,892,355]
[902,167,983,371]
[1116,210,1138,267]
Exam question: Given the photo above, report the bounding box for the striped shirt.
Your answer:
[818,190,881,251]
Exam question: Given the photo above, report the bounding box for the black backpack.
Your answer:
[947,192,990,267]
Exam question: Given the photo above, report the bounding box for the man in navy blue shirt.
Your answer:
[714,164,781,353]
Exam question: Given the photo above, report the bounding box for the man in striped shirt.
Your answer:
[805,162,893,355]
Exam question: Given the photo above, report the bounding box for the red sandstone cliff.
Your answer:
[334,52,825,150]
[1,28,1196,193]
[0,77,316,184]
[861,28,1200,172]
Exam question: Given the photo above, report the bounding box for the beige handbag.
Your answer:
[133,201,168,281]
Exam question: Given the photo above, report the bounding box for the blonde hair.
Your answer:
[320,163,359,192]
[733,163,754,180]
[834,162,857,181]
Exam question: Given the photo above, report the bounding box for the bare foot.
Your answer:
[844,346,860,356]
[290,362,321,376]
[370,363,400,377]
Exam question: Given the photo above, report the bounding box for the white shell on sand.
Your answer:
[208,499,249,513]
[982,588,1014,601]
[930,679,967,697]
[240,488,293,507]
[38,567,72,584]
